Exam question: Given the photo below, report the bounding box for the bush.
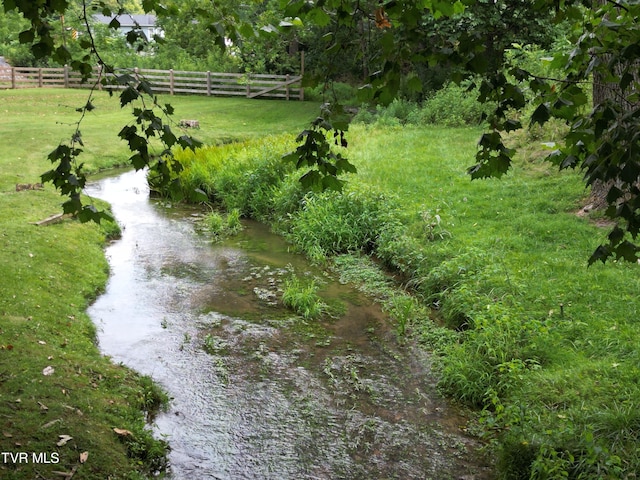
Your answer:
[376,98,419,125]
[412,82,493,127]
[288,187,400,258]
[304,82,361,106]
[351,105,377,124]
[352,83,493,127]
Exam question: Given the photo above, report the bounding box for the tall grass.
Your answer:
[281,275,325,319]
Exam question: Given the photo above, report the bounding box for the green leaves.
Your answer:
[468,131,514,179]
[13,0,640,265]
[18,29,34,44]
[39,62,204,220]
[284,107,357,193]
[530,103,551,127]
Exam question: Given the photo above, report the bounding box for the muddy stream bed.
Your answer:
[85,169,491,479]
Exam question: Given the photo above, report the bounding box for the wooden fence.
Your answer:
[0,65,304,100]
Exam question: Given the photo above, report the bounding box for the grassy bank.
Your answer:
[165,124,640,479]
[0,89,318,478]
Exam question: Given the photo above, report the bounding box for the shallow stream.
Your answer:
[85,169,490,479]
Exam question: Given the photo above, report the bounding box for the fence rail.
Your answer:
[0,65,303,100]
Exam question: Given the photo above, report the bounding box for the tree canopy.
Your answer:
[4,0,640,263]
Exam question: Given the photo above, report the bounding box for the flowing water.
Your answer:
[86,169,491,480]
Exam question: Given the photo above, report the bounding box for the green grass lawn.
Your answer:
[0,88,319,188]
[0,88,319,479]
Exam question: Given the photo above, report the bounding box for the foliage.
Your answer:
[383,293,422,337]
[353,84,494,127]
[150,0,241,72]
[415,83,493,127]
[282,102,358,192]
[281,275,325,319]
[233,0,302,75]
[205,208,243,238]
[164,135,301,217]
[281,0,640,263]
[288,186,401,258]
[304,82,362,107]
[0,8,44,66]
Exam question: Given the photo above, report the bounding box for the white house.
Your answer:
[93,14,163,40]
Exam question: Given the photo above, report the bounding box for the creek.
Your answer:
[85,169,490,479]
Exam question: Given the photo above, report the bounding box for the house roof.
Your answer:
[93,14,157,28]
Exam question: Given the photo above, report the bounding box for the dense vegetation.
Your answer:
[6,0,640,263]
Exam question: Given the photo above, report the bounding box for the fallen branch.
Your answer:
[32,213,70,226]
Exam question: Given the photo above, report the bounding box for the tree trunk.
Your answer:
[588,1,637,209]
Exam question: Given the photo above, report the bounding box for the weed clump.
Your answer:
[205,208,243,239]
[281,275,325,319]
[289,188,401,259]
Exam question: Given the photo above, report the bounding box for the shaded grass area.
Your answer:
[0,89,319,478]
[166,124,640,478]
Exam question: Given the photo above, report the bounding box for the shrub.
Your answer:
[351,105,377,124]
[352,83,493,127]
[304,82,361,106]
[414,82,493,127]
[377,98,419,125]
[288,187,400,257]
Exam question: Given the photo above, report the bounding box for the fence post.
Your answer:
[97,65,103,90]
[300,50,305,101]
[286,74,290,101]
[38,68,43,88]
[207,71,211,96]
[64,64,69,88]
[170,69,174,95]
[11,67,15,89]
[246,73,251,97]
